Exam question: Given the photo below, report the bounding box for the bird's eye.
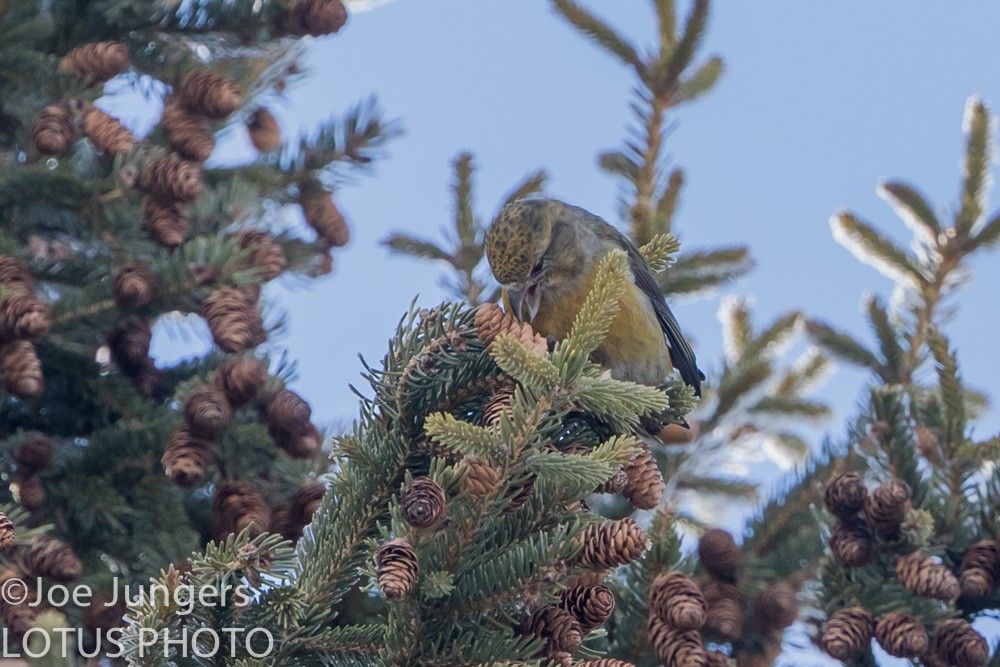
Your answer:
[531,258,544,275]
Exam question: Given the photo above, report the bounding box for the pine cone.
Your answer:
[264,387,312,433]
[107,316,152,377]
[112,263,156,308]
[559,584,615,633]
[215,356,267,406]
[203,287,265,353]
[864,479,911,539]
[287,0,348,36]
[183,383,232,437]
[213,480,271,538]
[13,472,44,511]
[272,422,323,458]
[142,155,204,204]
[698,528,742,581]
[142,196,189,248]
[595,467,628,494]
[958,540,1000,598]
[481,382,516,429]
[82,596,126,632]
[239,230,286,281]
[648,614,707,667]
[649,572,706,630]
[896,551,960,601]
[463,456,500,499]
[300,188,350,247]
[753,581,798,632]
[376,538,419,600]
[622,443,664,510]
[162,426,214,487]
[180,70,243,119]
[81,103,134,155]
[933,619,989,667]
[0,568,36,635]
[288,482,326,526]
[0,294,50,342]
[473,302,547,356]
[525,605,583,654]
[31,104,75,155]
[247,108,281,152]
[0,513,14,550]
[0,256,35,294]
[502,470,536,513]
[58,41,129,82]
[874,612,929,659]
[820,606,874,661]
[824,472,867,518]
[705,652,729,667]
[15,435,53,473]
[402,476,446,529]
[829,517,873,567]
[160,97,214,162]
[16,537,82,582]
[702,581,743,641]
[0,340,44,398]
[577,661,637,667]
[577,518,646,569]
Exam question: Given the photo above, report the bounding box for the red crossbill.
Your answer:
[486,199,702,396]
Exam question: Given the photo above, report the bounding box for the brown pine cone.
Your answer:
[648,614,707,667]
[698,528,742,581]
[376,537,419,600]
[702,581,743,641]
[15,435,53,473]
[525,605,583,654]
[16,537,82,582]
[272,422,323,458]
[82,596,126,632]
[577,518,646,569]
[820,606,874,661]
[31,104,75,155]
[896,551,960,601]
[595,467,628,494]
[753,581,798,633]
[265,387,312,433]
[162,426,214,487]
[183,383,232,437]
[622,443,664,510]
[958,540,1000,598]
[463,456,500,499]
[160,97,214,162]
[933,619,989,667]
[213,480,271,538]
[180,70,243,119]
[112,263,156,308]
[142,154,204,204]
[247,108,281,152]
[705,652,729,667]
[107,316,152,377]
[0,256,35,294]
[0,568,36,635]
[300,188,350,248]
[286,0,348,36]
[864,479,911,539]
[473,302,547,356]
[0,340,44,398]
[81,103,134,155]
[58,41,129,82]
[559,584,615,633]
[203,287,265,353]
[0,294,50,342]
[142,196,189,248]
[502,470,536,513]
[0,513,14,550]
[288,482,326,525]
[649,571,706,630]
[239,230,286,281]
[824,472,867,518]
[13,472,44,511]
[401,476,446,529]
[481,382,516,429]
[214,356,267,406]
[828,517,873,568]
[576,660,637,667]
[874,612,929,659]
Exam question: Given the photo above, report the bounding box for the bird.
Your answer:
[485,198,703,396]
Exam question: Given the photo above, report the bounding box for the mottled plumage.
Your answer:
[486,199,702,395]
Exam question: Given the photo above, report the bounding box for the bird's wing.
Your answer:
[595,219,704,396]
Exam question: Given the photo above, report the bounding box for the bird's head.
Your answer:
[486,199,580,322]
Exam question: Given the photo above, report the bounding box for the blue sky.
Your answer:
[261,1,1000,445]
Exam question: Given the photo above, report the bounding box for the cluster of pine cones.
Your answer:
[0,256,50,399]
